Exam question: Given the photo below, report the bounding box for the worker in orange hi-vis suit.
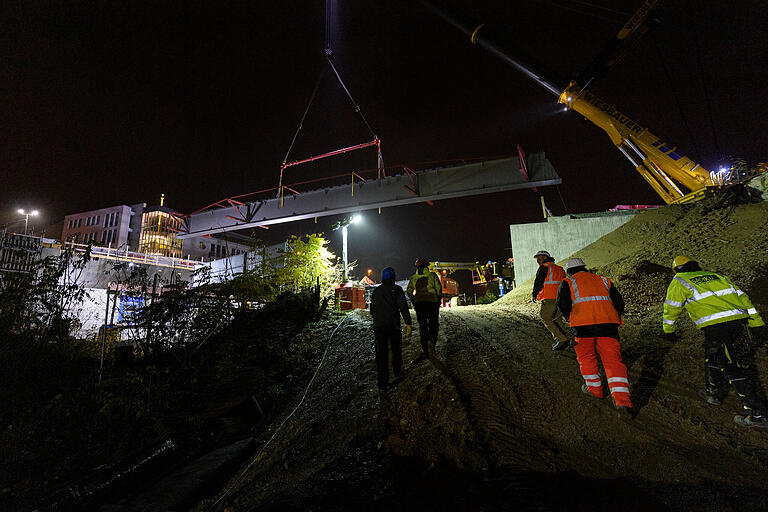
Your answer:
[556,258,633,418]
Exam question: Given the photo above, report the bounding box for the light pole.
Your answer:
[17,209,39,235]
[334,214,362,283]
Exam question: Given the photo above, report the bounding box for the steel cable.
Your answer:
[209,313,350,510]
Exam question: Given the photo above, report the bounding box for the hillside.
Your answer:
[157,198,768,512]
[82,198,768,511]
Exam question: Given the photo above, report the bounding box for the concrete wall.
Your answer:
[509,211,641,284]
[204,242,286,283]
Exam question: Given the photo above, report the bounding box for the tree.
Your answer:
[274,234,341,297]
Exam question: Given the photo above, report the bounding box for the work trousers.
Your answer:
[374,325,403,388]
[538,299,570,342]
[413,301,440,355]
[703,320,766,416]
[574,336,633,407]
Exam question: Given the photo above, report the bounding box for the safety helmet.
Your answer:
[534,250,551,258]
[487,260,493,265]
[381,267,396,281]
[672,255,692,269]
[414,258,429,268]
[565,257,586,270]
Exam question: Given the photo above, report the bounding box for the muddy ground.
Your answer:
[116,198,768,511]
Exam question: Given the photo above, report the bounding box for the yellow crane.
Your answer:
[425,1,763,204]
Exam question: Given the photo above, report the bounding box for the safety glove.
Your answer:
[405,325,413,338]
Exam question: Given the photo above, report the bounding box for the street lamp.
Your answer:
[18,209,39,235]
[333,214,363,283]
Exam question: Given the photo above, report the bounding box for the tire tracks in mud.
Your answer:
[441,309,768,487]
[432,310,558,475]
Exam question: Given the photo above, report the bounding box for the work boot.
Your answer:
[615,405,634,420]
[699,389,722,406]
[581,384,601,399]
[733,414,768,429]
[552,341,570,351]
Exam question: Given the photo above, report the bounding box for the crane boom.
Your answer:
[559,83,712,203]
[424,1,715,204]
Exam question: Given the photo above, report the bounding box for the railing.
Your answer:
[64,242,201,270]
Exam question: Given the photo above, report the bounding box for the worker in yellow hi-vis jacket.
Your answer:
[407,258,442,360]
[663,255,768,429]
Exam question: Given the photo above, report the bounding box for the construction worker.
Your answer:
[557,258,633,418]
[407,258,442,359]
[369,267,413,390]
[663,256,768,428]
[531,250,571,351]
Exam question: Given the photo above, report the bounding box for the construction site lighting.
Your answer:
[351,214,362,224]
[18,208,39,235]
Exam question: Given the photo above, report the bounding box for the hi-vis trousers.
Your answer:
[574,336,633,407]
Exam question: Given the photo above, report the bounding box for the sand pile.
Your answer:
[498,198,768,308]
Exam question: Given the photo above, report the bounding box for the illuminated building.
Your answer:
[138,205,184,257]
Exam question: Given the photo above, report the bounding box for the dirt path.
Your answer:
[201,304,768,511]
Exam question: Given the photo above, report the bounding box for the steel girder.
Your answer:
[178,153,561,238]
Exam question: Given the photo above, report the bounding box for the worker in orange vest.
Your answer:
[556,258,633,418]
[531,250,571,351]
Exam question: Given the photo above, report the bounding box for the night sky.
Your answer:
[3,1,767,279]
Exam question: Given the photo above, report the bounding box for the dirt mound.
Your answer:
[498,199,768,307]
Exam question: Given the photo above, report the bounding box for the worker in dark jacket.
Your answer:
[370,267,413,390]
[556,258,632,418]
[531,250,571,351]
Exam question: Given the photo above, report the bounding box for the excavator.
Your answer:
[424,1,764,205]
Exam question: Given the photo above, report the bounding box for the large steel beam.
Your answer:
[178,153,561,238]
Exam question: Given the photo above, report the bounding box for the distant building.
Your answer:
[61,199,249,261]
[62,203,144,250]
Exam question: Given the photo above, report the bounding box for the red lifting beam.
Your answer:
[277,138,381,195]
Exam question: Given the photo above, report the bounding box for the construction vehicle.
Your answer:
[429,261,500,302]
[424,1,765,205]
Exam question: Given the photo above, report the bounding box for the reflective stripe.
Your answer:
[571,275,611,304]
[585,381,602,387]
[573,295,611,304]
[664,299,683,307]
[693,309,748,325]
[583,374,600,380]
[663,318,675,325]
[607,377,629,384]
[674,275,738,303]
[543,280,560,285]
[748,308,757,315]
[611,386,630,393]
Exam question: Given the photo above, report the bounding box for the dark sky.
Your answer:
[2,1,767,278]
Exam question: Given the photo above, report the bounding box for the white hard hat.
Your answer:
[533,250,551,258]
[565,258,586,270]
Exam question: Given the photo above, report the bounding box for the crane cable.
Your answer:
[685,0,720,156]
[279,0,379,193]
[650,35,701,162]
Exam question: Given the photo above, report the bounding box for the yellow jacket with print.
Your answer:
[407,269,442,303]
[663,270,765,333]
